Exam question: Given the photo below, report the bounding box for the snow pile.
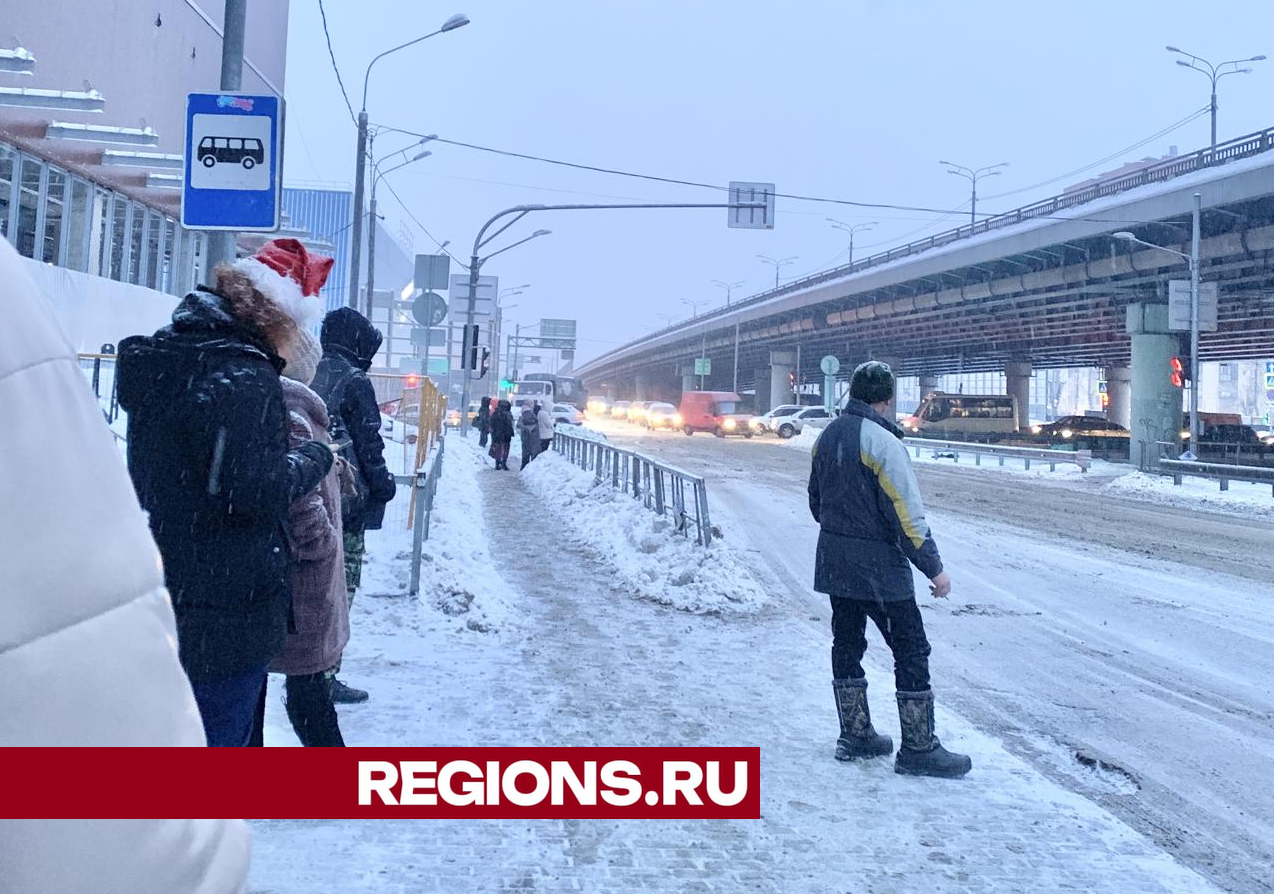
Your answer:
[1104,469,1274,518]
[785,425,822,451]
[520,451,767,614]
[360,435,515,633]
[557,423,608,442]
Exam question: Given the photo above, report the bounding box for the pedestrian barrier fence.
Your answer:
[906,437,1092,472]
[397,434,446,596]
[78,352,121,424]
[553,429,714,546]
[1156,456,1274,495]
[369,372,447,479]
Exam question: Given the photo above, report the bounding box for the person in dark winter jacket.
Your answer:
[517,402,541,468]
[310,307,396,704]
[476,396,492,448]
[808,360,970,779]
[488,399,515,470]
[116,241,336,747]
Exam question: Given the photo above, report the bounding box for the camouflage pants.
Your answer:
[327,529,365,679]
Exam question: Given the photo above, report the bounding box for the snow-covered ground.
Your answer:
[248,433,1251,893]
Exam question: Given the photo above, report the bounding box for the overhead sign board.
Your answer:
[539,317,577,350]
[1167,280,1219,332]
[694,357,712,376]
[414,254,451,291]
[182,92,282,231]
[727,181,775,230]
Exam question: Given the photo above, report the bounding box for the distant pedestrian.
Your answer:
[116,238,335,747]
[255,327,349,747]
[488,398,515,470]
[476,395,492,448]
[536,401,555,455]
[518,401,541,468]
[807,360,971,778]
[311,307,398,705]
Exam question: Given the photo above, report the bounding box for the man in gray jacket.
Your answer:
[808,361,970,778]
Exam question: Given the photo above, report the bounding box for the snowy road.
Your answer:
[586,420,1274,894]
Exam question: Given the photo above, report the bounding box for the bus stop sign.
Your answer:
[182,92,283,231]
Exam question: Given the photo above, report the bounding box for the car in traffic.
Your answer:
[645,402,681,430]
[899,392,1019,435]
[627,401,653,425]
[586,397,611,418]
[552,403,584,426]
[609,400,631,420]
[749,404,804,434]
[1031,415,1129,439]
[770,405,832,438]
[679,390,754,437]
[444,400,481,430]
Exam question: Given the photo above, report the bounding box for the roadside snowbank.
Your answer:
[360,435,515,633]
[520,451,767,614]
[557,422,608,442]
[1104,469,1274,519]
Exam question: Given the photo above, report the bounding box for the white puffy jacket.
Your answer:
[0,240,250,894]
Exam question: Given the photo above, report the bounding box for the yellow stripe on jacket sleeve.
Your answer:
[860,448,927,549]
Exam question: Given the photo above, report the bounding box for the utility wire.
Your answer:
[378,176,467,268]
[317,0,357,125]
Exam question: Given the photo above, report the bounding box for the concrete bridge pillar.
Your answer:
[1127,302,1183,468]
[754,369,772,412]
[769,350,796,410]
[1104,365,1132,429]
[1004,360,1032,430]
[680,364,698,396]
[919,373,940,396]
[634,373,651,401]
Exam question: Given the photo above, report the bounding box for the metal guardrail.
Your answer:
[553,429,714,545]
[906,436,1092,472]
[584,123,1274,370]
[397,434,446,596]
[1157,456,1274,495]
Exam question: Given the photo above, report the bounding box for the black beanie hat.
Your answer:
[849,360,895,404]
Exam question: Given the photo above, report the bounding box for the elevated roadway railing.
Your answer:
[582,123,1274,373]
[1156,456,1274,495]
[905,437,1092,473]
[553,429,714,546]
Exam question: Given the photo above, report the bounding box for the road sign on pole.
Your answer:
[411,292,448,327]
[727,181,776,229]
[1168,279,1218,332]
[182,92,282,230]
[819,354,840,376]
[694,357,711,376]
[414,254,451,291]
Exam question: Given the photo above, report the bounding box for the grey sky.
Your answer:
[283,0,1274,366]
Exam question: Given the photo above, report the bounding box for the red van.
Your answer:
[678,391,754,438]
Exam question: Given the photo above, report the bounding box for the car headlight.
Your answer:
[1061,429,1073,439]
[723,418,736,429]
[1030,425,1042,435]
[1181,429,1191,440]
[673,414,682,425]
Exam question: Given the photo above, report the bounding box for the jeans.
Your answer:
[829,596,931,692]
[190,665,268,747]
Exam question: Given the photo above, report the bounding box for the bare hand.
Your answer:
[929,572,952,599]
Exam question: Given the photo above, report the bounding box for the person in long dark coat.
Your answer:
[309,307,397,704]
[517,401,541,469]
[488,399,515,470]
[116,256,334,747]
[476,395,492,448]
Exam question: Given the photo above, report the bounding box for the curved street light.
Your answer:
[712,279,745,305]
[826,218,878,264]
[757,254,798,289]
[348,13,471,311]
[1166,46,1266,153]
[365,144,434,320]
[939,161,1008,226]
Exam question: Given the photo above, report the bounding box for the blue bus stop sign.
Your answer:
[181,92,283,231]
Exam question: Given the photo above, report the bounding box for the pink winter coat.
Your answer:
[270,377,350,676]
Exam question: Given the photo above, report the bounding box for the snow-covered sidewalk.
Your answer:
[247,435,1221,894]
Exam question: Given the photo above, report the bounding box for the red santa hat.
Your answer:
[232,238,333,329]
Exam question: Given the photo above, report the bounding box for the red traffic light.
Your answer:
[1169,357,1184,388]
[405,374,421,389]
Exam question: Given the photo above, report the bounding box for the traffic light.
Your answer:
[405,374,420,389]
[788,370,796,390]
[1100,392,1110,409]
[1170,357,1185,388]
[462,324,480,370]
[479,348,491,377]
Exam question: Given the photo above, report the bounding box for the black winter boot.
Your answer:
[832,678,893,760]
[285,674,346,747]
[894,690,972,778]
[329,677,369,704]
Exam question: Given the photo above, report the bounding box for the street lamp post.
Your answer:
[347,13,470,314]
[712,279,744,306]
[939,160,1009,226]
[366,142,433,321]
[757,255,797,290]
[826,218,878,264]
[1166,46,1266,154]
[1112,191,1205,449]
[682,298,710,388]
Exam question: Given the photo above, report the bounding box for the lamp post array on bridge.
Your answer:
[940,160,1009,226]
[1166,46,1266,154]
[826,218,877,264]
[1112,191,1204,451]
[712,279,744,305]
